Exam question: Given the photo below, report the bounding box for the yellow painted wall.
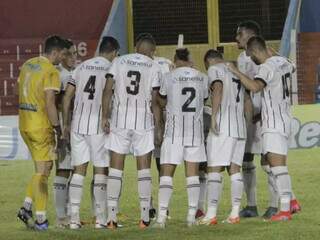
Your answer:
[126,0,281,72]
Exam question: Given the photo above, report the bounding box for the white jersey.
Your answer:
[153,56,172,74]
[160,67,208,146]
[57,64,73,91]
[255,56,294,137]
[237,51,261,115]
[107,53,161,130]
[208,63,246,139]
[69,56,111,135]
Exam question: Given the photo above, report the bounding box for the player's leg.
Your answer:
[185,161,200,226]
[196,162,207,219]
[54,168,71,228]
[90,133,109,228]
[240,153,258,217]
[260,155,279,219]
[153,164,176,228]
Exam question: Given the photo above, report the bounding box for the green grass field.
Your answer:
[0,147,320,240]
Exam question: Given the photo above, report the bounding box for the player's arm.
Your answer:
[45,89,60,127]
[227,62,265,93]
[210,81,223,134]
[62,84,75,138]
[102,75,114,134]
[152,89,164,147]
[243,91,253,125]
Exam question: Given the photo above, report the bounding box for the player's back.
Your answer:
[108,53,161,130]
[71,56,111,135]
[162,67,208,146]
[208,63,246,138]
[19,56,60,131]
[259,56,294,136]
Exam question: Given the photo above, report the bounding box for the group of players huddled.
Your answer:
[17,20,301,231]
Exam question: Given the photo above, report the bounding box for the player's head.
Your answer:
[44,35,68,65]
[236,20,261,50]
[61,39,77,70]
[174,48,193,67]
[246,36,268,65]
[99,36,120,61]
[203,49,223,70]
[135,33,156,58]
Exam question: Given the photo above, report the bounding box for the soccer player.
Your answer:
[62,36,120,229]
[153,48,208,228]
[227,36,295,221]
[17,35,67,230]
[54,39,77,228]
[236,21,301,218]
[200,49,249,225]
[102,33,163,229]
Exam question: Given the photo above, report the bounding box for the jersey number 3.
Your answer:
[182,87,196,112]
[126,70,141,95]
[84,75,96,100]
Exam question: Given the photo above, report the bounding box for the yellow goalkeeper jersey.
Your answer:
[19,56,61,131]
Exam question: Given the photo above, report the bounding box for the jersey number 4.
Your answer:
[84,75,96,100]
[126,70,141,95]
[182,87,196,112]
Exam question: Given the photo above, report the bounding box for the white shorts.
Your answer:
[57,150,73,170]
[245,122,262,154]
[160,138,207,165]
[71,132,110,167]
[106,128,154,156]
[206,133,246,167]
[262,132,289,155]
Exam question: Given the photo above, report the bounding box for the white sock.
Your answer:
[186,176,200,222]
[94,174,107,224]
[138,169,152,222]
[69,174,84,223]
[230,172,243,218]
[158,176,173,223]
[206,172,223,219]
[53,176,69,219]
[198,171,207,211]
[23,197,32,211]
[271,166,292,212]
[107,168,123,222]
[261,165,279,208]
[242,161,257,207]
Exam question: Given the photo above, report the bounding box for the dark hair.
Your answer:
[238,20,261,36]
[44,35,66,54]
[99,36,120,54]
[135,33,156,46]
[175,48,190,62]
[247,36,267,51]
[204,49,223,62]
[64,39,74,50]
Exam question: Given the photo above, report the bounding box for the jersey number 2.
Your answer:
[182,87,196,112]
[126,70,141,95]
[84,75,96,100]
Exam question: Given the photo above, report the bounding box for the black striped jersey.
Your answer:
[255,56,294,137]
[208,63,247,139]
[107,53,162,130]
[69,56,111,135]
[56,64,72,91]
[160,67,208,146]
[237,51,261,116]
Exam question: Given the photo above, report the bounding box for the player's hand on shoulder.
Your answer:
[226,61,240,75]
[102,117,110,134]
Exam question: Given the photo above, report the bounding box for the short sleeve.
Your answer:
[254,64,272,86]
[151,66,161,89]
[43,68,61,92]
[69,66,79,86]
[159,73,167,97]
[208,66,224,87]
